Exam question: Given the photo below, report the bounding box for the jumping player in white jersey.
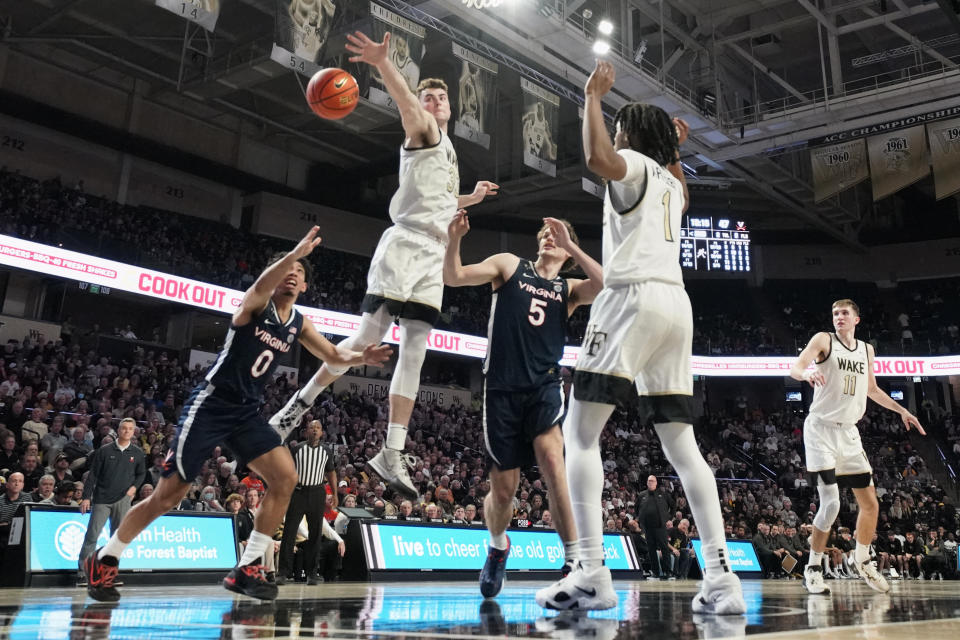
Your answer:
[82,226,392,602]
[536,60,745,614]
[444,213,602,598]
[791,299,924,595]
[270,30,498,500]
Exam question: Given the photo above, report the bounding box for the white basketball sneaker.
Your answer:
[803,564,831,595]
[691,571,746,615]
[367,448,418,500]
[535,564,618,611]
[268,390,310,438]
[854,559,890,593]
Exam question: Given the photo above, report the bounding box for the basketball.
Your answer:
[306,68,359,120]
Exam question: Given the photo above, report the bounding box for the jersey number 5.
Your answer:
[528,298,547,326]
[662,191,675,242]
[251,349,274,378]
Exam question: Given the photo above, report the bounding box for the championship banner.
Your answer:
[927,117,960,200]
[1,233,959,377]
[155,0,220,32]
[452,44,498,150]
[811,139,868,202]
[520,78,560,177]
[271,0,339,78]
[867,125,930,201]
[367,2,426,109]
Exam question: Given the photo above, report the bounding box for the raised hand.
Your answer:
[346,30,389,67]
[585,59,615,97]
[543,217,574,252]
[448,209,470,240]
[673,117,690,145]
[362,343,394,367]
[471,180,499,203]
[293,226,322,259]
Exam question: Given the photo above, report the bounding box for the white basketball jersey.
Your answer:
[602,149,684,287]
[808,333,869,424]
[388,130,459,243]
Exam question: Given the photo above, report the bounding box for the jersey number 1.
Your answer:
[662,191,675,242]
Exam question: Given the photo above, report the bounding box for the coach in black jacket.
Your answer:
[637,475,675,577]
[78,418,146,566]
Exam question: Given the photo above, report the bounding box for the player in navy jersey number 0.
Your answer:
[82,226,392,602]
[444,211,603,599]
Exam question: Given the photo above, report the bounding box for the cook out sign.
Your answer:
[1,234,958,377]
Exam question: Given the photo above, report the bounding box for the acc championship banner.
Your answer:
[3,233,960,376]
[361,522,639,571]
[28,509,237,571]
[367,2,425,108]
[811,139,869,202]
[867,125,930,201]
[927,117,960,200]
[452,44,498,150]
[155,0,219,32]
[272,0,339,77]
[520,78,560,177]
[691,538,761,573]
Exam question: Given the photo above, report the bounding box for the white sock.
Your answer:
[385,423,407,451]
[655,422,729,578]
[808,550,824,568]
[563,540,580,564]
[99,532,130,561]
[299,375,328,404]
[489,531,508,550]
[239,530,273,566]
[564,396,614,570]
[855,542,870,564]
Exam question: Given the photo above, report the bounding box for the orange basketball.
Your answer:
[306,68,359,120]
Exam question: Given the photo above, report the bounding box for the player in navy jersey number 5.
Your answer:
[82,226,392,602]
[444,211,602,599]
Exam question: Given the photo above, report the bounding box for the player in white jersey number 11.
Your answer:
[790,298,924,595]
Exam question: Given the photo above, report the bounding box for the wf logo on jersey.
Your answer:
[583,324,607,357]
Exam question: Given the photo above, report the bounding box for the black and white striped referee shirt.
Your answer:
[290,441,334,487]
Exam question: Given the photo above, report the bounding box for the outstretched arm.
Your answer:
[582,60,626,181]
[866,344,926,435]
[457,181,499,209]
[443,210,516,288]
[298,319,393,369]
[346,31,435,144]
[234,226,321,327]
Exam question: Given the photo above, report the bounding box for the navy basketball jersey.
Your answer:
[484,259,569,391]
[205,300,303,402]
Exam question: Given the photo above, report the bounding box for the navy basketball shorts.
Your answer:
[482,381,565,471]
[162,383,281,482]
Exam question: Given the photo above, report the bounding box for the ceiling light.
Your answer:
[598,20,614,35]
[592,40,611,56]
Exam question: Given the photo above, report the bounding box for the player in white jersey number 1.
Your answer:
[790,299,924,595]
[536,60,745,614]
[269,31,497,500]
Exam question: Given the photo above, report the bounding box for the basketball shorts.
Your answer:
[162,383,282,482]
[362,224,445,326]
[483,381,565,470]
[572,281,694,423]
[804,415,873,479]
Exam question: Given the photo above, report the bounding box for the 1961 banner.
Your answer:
[0,234,955,377]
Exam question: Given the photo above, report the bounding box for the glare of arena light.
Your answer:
[593,40,611,55]
[461,0,504,8]
[598,19,614,35]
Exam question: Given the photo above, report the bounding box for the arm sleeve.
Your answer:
[321,517,343,543]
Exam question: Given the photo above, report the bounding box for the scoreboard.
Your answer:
[680,216,751,272]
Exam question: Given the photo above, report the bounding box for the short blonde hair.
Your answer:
[832,299,860,316]
[416,77,447,97]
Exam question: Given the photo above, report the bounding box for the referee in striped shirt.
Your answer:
[277,420,337,584]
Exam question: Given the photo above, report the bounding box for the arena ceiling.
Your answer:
[2,0,960,247]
